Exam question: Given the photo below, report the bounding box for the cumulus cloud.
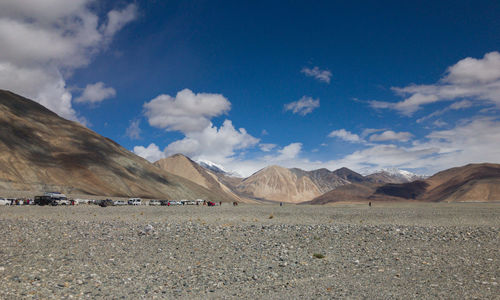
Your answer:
[276,143,302,160]
[75,82,116,103]
[301,66,332,83]
[328,117,500,174]
[369,52,500,115]
[144,89,231,133]
[133,143,165,162]
[164,120,259,163]
[126,119,141,140]
[369,130,413,142]
[0,1,137,121]
[328,129,363,143]
[137,89,260,168]
[284,96,320,116]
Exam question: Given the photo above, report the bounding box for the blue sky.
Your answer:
[1,1,500,176]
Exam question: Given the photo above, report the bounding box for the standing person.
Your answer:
[219,201,222,206]
[369,202,372,207]
[280,202,282,207]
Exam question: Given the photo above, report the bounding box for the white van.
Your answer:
[128,198,142,205]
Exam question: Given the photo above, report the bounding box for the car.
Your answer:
[99,199,114,207]
[128,198,142,205]
[0,198,10,205]
[54,199,70,205]
[114,200,127,206]
[149,200,161,206]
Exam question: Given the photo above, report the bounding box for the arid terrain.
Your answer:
[1,203,498,299]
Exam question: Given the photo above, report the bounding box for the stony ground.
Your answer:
[0,203,498,299]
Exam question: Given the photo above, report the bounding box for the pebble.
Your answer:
[0,204,498,299]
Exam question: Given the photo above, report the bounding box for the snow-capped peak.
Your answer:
[196,159,242,177]
[378,168,425,181]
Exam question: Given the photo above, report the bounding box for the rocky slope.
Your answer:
[310,163,500,204]
[234,165,416,203]
[154,154,246,202]
[366,168,425,183]
[236,165,322,203]
[0,90,229,200]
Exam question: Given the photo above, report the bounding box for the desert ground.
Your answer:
[0,203,498,299]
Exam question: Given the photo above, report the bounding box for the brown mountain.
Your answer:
[236,165,322,203]
[236,165,385,203]
[289,168,350,193]
[0,90,231,200]
[306,182,378,204]
[310,163,500,204]
[154,154,247,202]
[415,163,500,202]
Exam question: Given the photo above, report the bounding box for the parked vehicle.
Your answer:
[128,198,142,205]
[99,199,114,207]
[54,199,70,205]
[34,195,53,206]
[0,198,10,205]
[160,200,170,206]
[114,200,127,206]
[149,200,161,206]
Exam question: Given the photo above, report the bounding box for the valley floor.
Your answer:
[0,203,499,299]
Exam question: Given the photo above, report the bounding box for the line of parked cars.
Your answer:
[0,198,22,205]
[1,194,212,207]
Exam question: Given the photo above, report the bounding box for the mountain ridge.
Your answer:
[0,90,232,201]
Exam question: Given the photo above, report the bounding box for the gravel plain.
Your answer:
[0,203,499,299]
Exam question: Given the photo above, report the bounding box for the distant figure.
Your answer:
[219,201,222,206]
[280,202,282,207]
[369,202,372,207]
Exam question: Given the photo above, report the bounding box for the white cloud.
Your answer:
[0,1,137,121]
[259,143,277,152]
[327,117,500,174]
[369,130,413,142]
[139,89,260,170]
[101,4,137,40]
[433,120,447,127]
[301,66,332,83]
[276,143,302,160]
[126,119,141,140]
[284,96,320,116]
[369,52,500,115]
[164,120,259,164]
[133,143,165,162]
[144,89,231,133]
[0,62,77,120]
[443,52,500,84]
[417,100,473,123]
[75,82,116,103]
[361,128,384,138]
[328,129,363,143]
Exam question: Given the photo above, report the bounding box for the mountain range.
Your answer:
[0,90,232,201]
[1,89,499,203]
[309,163,500,204]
